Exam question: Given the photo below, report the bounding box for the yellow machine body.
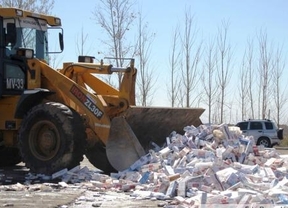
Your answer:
[0,7,204,173]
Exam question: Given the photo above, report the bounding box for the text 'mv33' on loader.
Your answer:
[0,7,204,174]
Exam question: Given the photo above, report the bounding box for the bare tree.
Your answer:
[180,8,202,107]
[272,45,287,125]
[93,0,136,87]
[201,37,217,124]
[212,95,221,124]
[134,12,156,106]
[0,0,54,14]
[216,20,232,123]
[167,26,181,107]
[257,29,274,119]
[246,38,255,119]
[237,38,255,121]
[75,27,93,56]
[238,50,249,121]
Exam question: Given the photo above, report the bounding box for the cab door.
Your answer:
[2,60,26,96]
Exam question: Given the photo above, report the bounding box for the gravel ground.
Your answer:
[0,157,161,208]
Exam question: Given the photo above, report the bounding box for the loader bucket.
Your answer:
[106,116,146,171]
[123,106,205,150]
[106,106,204,171]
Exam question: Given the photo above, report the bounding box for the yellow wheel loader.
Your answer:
[0,8,204,174]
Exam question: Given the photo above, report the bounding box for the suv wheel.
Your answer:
[256,137,271,148]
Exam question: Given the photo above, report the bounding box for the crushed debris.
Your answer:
[1,123,288,207]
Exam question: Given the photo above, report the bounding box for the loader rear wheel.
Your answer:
[18,102,87,174]
[85,142,116,174]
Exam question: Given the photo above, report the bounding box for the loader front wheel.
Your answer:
[18,102,87,174]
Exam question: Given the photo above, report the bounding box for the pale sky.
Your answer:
[52,0,288,123]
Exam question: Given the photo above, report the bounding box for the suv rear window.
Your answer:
[265,122,273,130]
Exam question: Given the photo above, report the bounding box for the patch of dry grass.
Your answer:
[279,124,288,147]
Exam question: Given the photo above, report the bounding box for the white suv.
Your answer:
[235,119,283,148]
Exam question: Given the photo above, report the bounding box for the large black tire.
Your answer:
[18,102,87,174]
[0,147,22,167]
[85,142,116,174]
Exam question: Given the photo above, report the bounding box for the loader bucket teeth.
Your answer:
[106,117,146,171]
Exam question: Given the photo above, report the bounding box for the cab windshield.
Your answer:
[4,17,49,62]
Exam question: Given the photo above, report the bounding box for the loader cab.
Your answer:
[0,8,63,97]
[0,16,26,97]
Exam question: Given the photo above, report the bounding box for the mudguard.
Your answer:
[14,88,54,118]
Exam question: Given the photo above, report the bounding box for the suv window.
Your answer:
[265,122,273,130]
[237,122,248,130]
[250,121,263,130]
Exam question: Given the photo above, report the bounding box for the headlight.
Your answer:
[78,56,95,63]
[16,48,34,59]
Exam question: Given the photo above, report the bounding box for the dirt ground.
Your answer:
[0,148,287,208]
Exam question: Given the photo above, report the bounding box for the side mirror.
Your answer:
[47,27,64,54]
[59,32,64,51]
[6,23,16,46]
